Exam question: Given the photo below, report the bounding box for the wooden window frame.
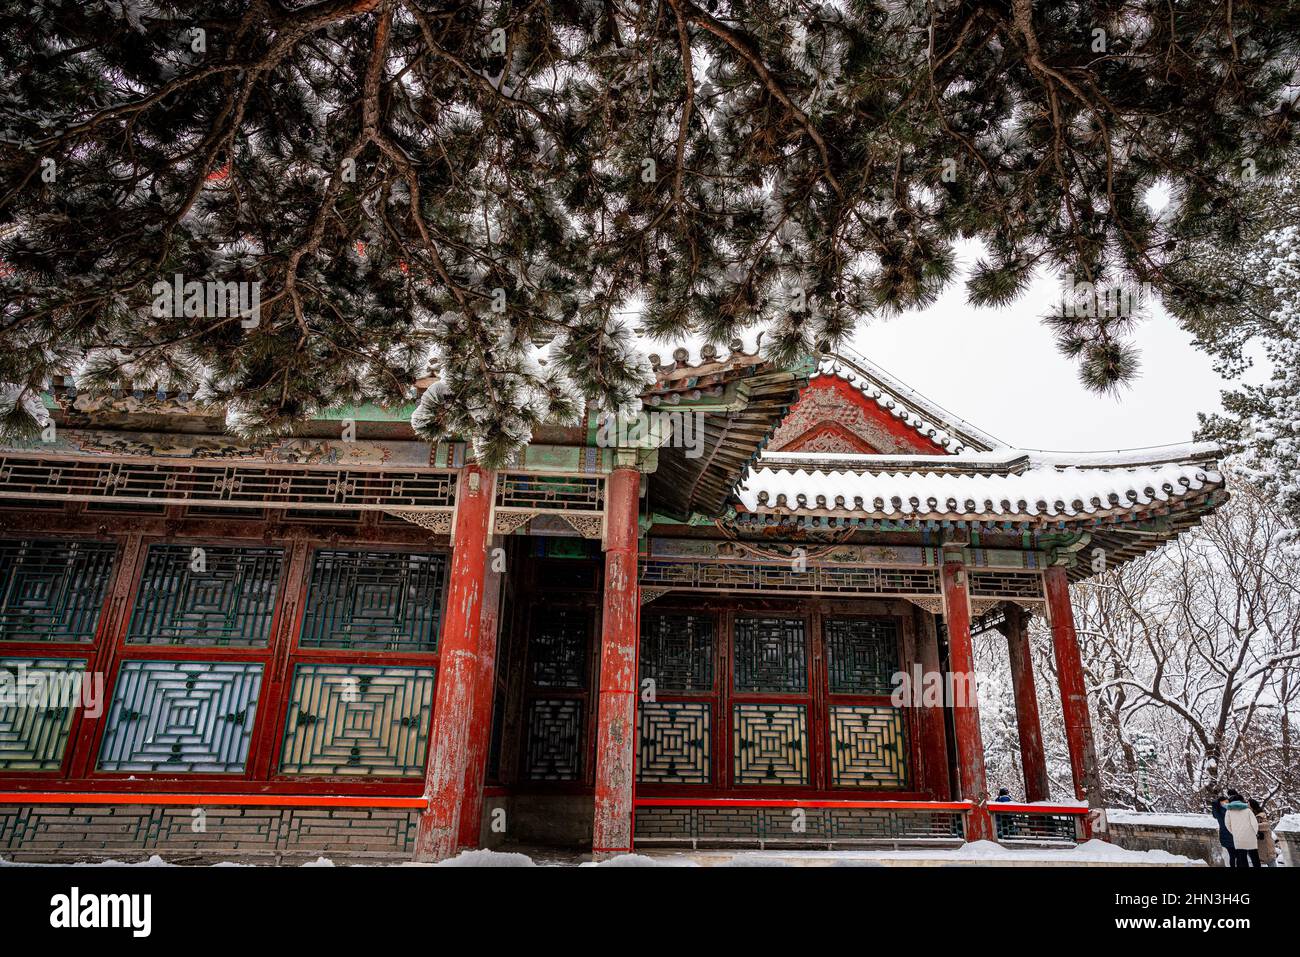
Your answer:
[0,526,450,797]
[636,594,931,801]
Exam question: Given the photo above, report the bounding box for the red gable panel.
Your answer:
[767,376,947,455]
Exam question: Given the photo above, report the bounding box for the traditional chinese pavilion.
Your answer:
[0,345,1226,862]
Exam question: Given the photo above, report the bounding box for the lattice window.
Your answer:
[640,613,714,692]
[0,658,85,770]
[638,559,941,597]
[635,806,963,844]
[97,660,263,773]
[127,544,284,646]
[0,539,117,643]
[733,617,807,692]
[0,456,456,510]
[524,698,583,781]
[638,702,711,784]
[875,568,942,594]
[733,703,808,785]
[969,570,1044,599]
[828,705,908,788]
[299,549,447,651]
[527,608,588,688]
[496,474,604,512]
[824,618,898,695]
[278,664,435,776]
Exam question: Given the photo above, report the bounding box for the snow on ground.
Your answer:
[579,853,692,867]
[426,849,536,867]
[3,841,1201,868]
[632,840,1202,868]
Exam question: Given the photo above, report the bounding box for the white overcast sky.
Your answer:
[847,245,1249,453]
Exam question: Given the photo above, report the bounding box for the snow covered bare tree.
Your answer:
[980,472,1300,813]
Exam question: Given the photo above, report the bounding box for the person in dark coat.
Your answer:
[1211,790,1239,865]
[994,787,1013,803]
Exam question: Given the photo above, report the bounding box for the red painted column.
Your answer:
[457,537,504,849]
[1045,566,1104,816]
[940,560,993,841]
[1002,604,1051,803]
[592,466,641,858]
[912,606,952,799]
[414,465,496,862]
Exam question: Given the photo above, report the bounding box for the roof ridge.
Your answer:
[820,349,1006,453]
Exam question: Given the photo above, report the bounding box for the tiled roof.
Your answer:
[737,444,1223,522]
[637,333,808,519]
[814,352,1003,454]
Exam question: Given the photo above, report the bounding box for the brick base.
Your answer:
[0,805,418,864]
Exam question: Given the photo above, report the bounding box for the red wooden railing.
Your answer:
[0,791,426,808]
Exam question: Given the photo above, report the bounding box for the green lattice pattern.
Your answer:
[829,705,908,788]
[733,703,808,786]
[127,544,284,646]
[279,664,435,776]
[0,540,116,643]
[0,658,85,770]
[638,702,710,784]
[299,550,446,651]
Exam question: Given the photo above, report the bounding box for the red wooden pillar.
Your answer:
[940,560,993,841]
[457,536,504,849]
[1045,566,1104,816]
[592,466,641,858]
[1001,603,1051,803]
[415,465,496,862]
[912,606,952,799]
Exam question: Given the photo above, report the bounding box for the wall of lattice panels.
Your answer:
[636,603,917,796]
[0,535,449,791]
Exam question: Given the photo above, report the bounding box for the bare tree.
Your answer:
[978,470,1300,813]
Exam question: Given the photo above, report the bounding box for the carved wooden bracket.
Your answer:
[493,510,539,535]
[640,586,673,605]
[383,509,454,535]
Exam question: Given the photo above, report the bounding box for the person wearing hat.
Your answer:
[1211,791,1237,866]
[1224,793,1261,868]
[1250,799,1279,867]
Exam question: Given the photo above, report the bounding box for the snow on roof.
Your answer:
[737,445,1223,520]
[817,352,1005,453]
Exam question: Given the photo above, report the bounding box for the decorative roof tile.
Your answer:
[738,444,1223,522]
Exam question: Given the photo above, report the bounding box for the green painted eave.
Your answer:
[314,402,416,422]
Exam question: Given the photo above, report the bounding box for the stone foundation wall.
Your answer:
[1107,811,1300,867]
[0,804,418,864]
[1106,819,1224,866]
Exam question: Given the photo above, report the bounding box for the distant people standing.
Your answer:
[1212,792,1237,866]
[994,787,1013,803]
[1225,796,1261,868]
[1250,799,1279,867]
